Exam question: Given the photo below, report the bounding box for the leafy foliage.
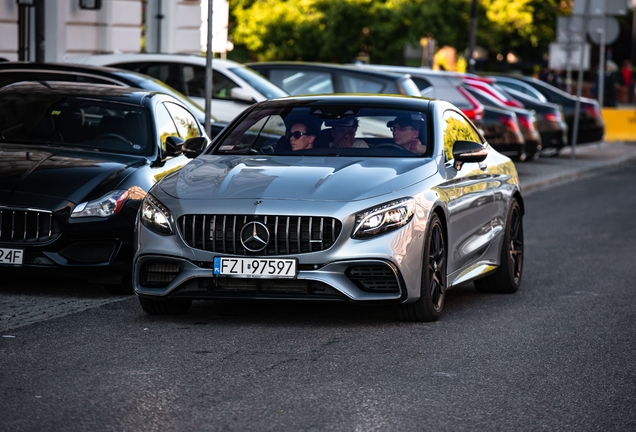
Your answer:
[230,0,565,67]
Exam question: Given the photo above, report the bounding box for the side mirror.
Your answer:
[230,87,256,103]
[165,135,185,157]
[182,136,209,159]
[452,140,487,170]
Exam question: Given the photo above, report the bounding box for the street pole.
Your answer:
[467,0,478,73]
[204,0,214,138]
[571,0,591,160]
[34,0,45,63]
[597,13,606,109]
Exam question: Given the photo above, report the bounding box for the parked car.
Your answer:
[354,65,485,124]
[463,85,542,160]
[479,104,526,161]
[66,54,289,123]
[463,76,524,108]
[132,94,524,322]
[246,61,423,97]
[486,74,604,145]
[0,82,211,294]
[496,85,568,155]
[0,61,226,137]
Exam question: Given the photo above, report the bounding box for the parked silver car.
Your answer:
[66,54,289,123]
[133,95,524,322]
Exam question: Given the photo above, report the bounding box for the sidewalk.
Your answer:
[515,141,636,195]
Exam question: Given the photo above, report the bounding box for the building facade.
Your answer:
[0,0,206,62]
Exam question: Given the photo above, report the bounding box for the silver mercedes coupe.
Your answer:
[133,94,524,322]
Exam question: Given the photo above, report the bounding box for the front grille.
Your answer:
[59,241,119,263]
[346,265,400,293]
[0,207,62,244]
[178,214,342,255]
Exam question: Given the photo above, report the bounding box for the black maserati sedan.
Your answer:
[0,81,211,294]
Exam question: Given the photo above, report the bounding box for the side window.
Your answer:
[341,75,384,93]
[114,62,182,94]
[269,70,334,95]
[182,65,206,98]
[155,103,180,150]
[164,102,201,140]
[411,77,433,92]
[442,110,483,162]
[212,71,239,100]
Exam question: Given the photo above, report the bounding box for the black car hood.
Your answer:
[0,144,145,208]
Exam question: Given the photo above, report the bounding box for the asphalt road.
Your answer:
[1,161,635,431]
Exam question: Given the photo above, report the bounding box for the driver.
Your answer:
[327,118,368,148]
[387,115,427,154]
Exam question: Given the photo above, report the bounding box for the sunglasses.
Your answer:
[287,131,310,139]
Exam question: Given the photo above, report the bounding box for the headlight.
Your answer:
[352,198,415,239]
[140,194,173,235]
[71,190,130,218]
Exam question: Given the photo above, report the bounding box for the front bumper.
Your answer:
[134,254,409,304]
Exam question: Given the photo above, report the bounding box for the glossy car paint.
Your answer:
[133,95,523,313]
[488,75,604,145]
[247,62,423,97]
[0,82,205,289]
[67,54,289,123]
[464,85,542,160]
[498,86,568,152]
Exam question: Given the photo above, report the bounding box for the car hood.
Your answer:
[0,144,144,207]
[158,155,437,202]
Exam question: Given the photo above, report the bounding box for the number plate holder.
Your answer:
[0,248,24,266]
[213,257,297,279]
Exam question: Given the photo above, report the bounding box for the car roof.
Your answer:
[0,80,155,105]
[67,53,243,71]
[247,93,433,110]
[246,61,413,79]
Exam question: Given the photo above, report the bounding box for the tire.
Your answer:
[396,213,446,322]
[138,297,192,315]
[524,142,541,161]
[474,199,523,294]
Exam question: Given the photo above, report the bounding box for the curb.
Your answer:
[519,143,636,196]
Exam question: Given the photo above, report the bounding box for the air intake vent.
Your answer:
[347,265,400,293]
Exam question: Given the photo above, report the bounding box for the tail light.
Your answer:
[517,115,532,130]
[457,86,484,121]
[518,114,540,139]
[583,104,601,119]
[499,115,521,135]
[543,111,561,122]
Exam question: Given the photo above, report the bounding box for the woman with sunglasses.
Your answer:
[287,120,318,151]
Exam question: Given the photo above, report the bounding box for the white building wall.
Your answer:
[0,0,206,62]
[146,0,201,54]
[0,1,19,61]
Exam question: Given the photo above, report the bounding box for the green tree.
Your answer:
[230,0,566,69]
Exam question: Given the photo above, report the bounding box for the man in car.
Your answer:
[328,118,368,148]
[387,115,427,154]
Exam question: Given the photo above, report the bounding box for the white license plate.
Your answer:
[0,248,24,265]
[213,257,297,278]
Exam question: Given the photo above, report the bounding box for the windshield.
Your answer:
[229,66,289,99]
[0,92,153,156]
[211,104,431,158]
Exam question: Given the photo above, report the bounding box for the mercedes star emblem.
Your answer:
[240,221,270,252]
